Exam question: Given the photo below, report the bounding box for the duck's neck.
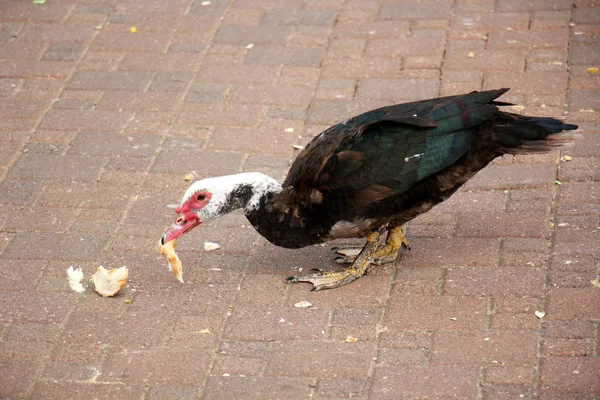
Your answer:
[215,172,282,215]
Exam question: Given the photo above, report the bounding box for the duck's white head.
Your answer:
[161,172,282,244]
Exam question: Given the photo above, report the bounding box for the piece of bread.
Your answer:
[158,240,183,283]
[92,266,129,297]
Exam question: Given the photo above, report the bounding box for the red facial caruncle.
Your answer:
[161,191,211,244]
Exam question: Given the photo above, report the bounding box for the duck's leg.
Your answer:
[372,225,410,265]
[333,225,409,265]
[287,229,384,291]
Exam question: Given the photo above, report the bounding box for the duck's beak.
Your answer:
[161,212,201,244]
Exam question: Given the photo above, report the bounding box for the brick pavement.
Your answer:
[0,0,598,399]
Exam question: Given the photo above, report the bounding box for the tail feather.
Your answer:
[492,112,578,155]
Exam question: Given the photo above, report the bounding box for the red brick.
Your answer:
[203,376,313,400]
[2,3,71,22]
[542,338,594,356]
[223,305,330,341]
[446,266,543,296]
[261,9,335,25]
[214,26,293,45]
[63,312,170,347]
[185,83,229,103]
[0,60,74,78]
[152,148,245,176]
[401,237,499,267]
[8,154,105,182]
[491,313,540,330]
[147,386,199,400]
[547,288,600,320]
[485,366,536,386]
[211,355,264,376]
[119,52,202,72]
[0,41,45,60]
[540,357,600,393]
[456,211,550,238]
[372,366,478,399]
[0,205,76,233]
[31,382,145,400]
[367,31,446,57]
[496,0,573,11]
[42,361,99,382]
[245,46,324,67]
[333,20,410,38]
[40,109,131,131]
[542,320,596,339]
[99,348,210,385]
[465,163,557,189]
[385,295,487,330]
[321,57,400,79]
[379,330,431,349]
[394,267,444,296]
[91,31,171,52]
[19,23,96,43]
[379,2,452,19]
[432,331,538,365]
[553,229,599,255]
[4,232,107,261]
[452,12,530,31]
[444,48,526,71]
[488,30,569,49]
[376,347,428,366]
[98,91,180,112]
[0,358,37,398]
[568,89,600,112]
[229,84,314,107]
[307,99,389,125]
[266,341,375,378]
[316,378,365,398]
[210,126,295,155]
[506,188,554,212]
[0,291,72,323]
[148,72,192,92]
[175,103,264,127]
[559,157,600,182]
[355,78,440,101]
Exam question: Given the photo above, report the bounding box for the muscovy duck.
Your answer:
[161,89,577,291]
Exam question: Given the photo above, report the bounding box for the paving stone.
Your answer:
[223,305,330,341]
[99,348,211,385]
[4,232,108,261]
[371,366,478,399]
[245,46,324,67]
[214,26,293,45]
[229,84,314,107]
[203,376,313,400]
[456,211,550,238]
[431,331,538,366]
[147,386,199,400]
[546,288,600,320]
[30,382,145,400]
[0,358,37,398]
[540,357,600,393]
[356,78,440,101]
[266,341,375,378]
[385,295,487,331]
[445,266,543,296]
[379,2,453,19]
[91,30,171,52]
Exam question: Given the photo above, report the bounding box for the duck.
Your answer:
[161,89,577,291]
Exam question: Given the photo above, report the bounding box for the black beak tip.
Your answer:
[160,235,165,245]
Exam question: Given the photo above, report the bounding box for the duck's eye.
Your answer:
[197,193,206,201]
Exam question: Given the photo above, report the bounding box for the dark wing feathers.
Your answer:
[279,89,510,216]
